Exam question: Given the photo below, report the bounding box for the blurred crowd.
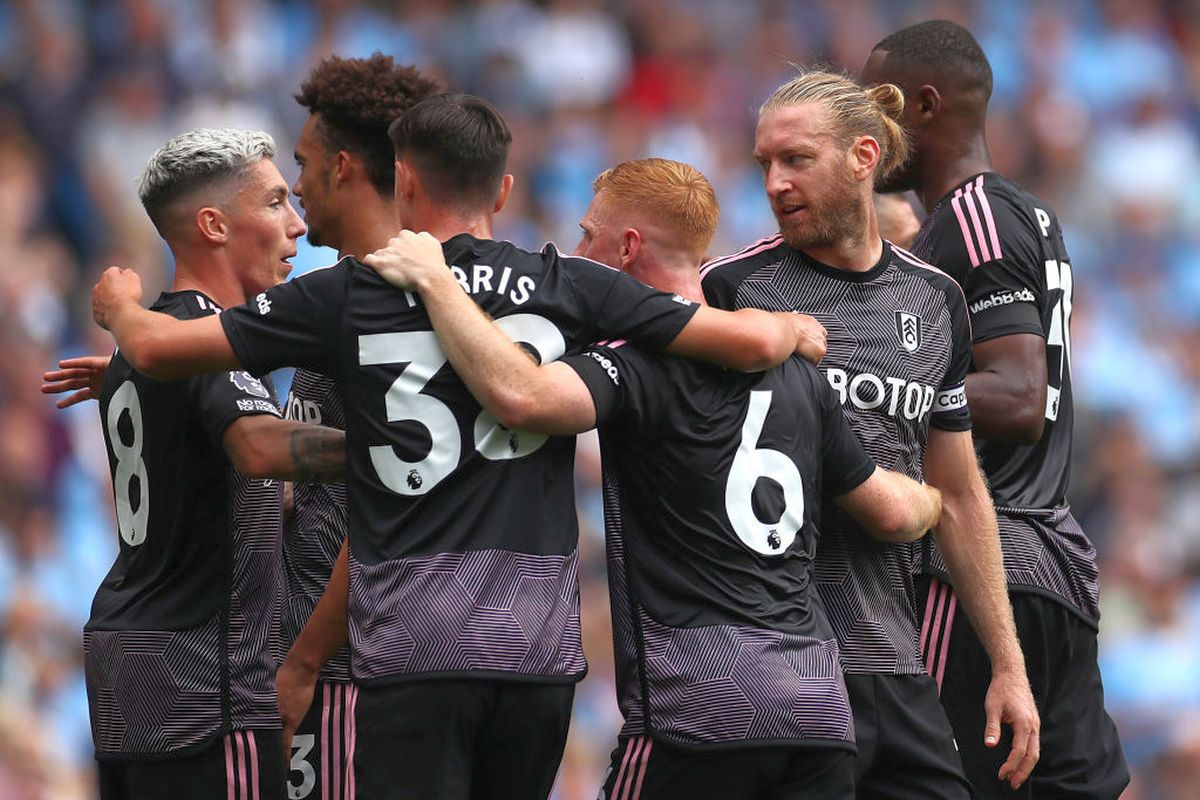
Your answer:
[1,0,1198,797]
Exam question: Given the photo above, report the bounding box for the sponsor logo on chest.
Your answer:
[825,367,936,421]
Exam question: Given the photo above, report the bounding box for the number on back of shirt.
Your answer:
[358,314,567,496]
[106,380,149,546]
[725,390,805,556]
[1045,259,1073,421]
[288,733,316,798]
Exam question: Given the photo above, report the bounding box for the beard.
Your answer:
[774,170,865,253]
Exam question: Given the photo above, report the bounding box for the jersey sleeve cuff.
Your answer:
[562,353,618,425]
[971,321,1046,345]
[930,414,973,433]
[826,458,878,497]
[643,300,701,351]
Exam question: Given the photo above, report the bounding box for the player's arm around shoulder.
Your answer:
[364,231,597,436]
[92,267,240,380]
[834,467,942,543]
[666,306,827,371]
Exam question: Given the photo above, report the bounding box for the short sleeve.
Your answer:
[931,283,973,432]
[562,343,670,432]
[960,197,1046,344]
[922,186,1045,345]
[815,373,876,496]
[188,369,281,446]
[220,262,348,377]
[559,252,700,349]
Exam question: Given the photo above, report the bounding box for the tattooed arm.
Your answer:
[222,416,346,481]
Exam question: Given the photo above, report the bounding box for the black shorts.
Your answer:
[846,673,972,800]
[919,578,1129,800]
[600,735,854,800]
[98,729,285,800]
[287,679,356,800]
[353,678,574,800]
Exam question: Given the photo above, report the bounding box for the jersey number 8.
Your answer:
[106,380,150,546]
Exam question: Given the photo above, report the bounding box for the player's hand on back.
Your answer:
[363,230,451,294]
[790,312,827,364]
[92,267,144,330]
[41,355,110,408]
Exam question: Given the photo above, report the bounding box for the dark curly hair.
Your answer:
[295,54,442,197]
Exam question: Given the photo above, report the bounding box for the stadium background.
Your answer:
[0,0,1197,797]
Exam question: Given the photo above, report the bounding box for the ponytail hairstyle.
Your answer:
[760,67,910,184]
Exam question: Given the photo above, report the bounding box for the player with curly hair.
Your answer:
[282,54,440,800]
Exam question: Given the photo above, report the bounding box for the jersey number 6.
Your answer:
[725,390,805,556]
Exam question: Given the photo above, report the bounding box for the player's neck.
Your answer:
[336,202,401,260]
[170,255,248,309]
[629,252,705,303]
[918,136,992,213]
[402,207,494,244]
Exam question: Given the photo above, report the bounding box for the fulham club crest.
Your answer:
[895,311,922,353]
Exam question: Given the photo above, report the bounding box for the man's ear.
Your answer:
[395,159,415,203]
[917,84,941,120]
[333,150,353,186]
[850,136,882,181]
[196,206,229,244]
[494,173,515,214]
[619,227,642,270]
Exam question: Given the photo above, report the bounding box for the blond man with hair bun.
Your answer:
[365,157,947,799]
[702,68,1039,799]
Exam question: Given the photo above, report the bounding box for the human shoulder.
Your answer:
[151,290,226,320]
[932,173,1046,264]
[889,242,965,297]
[700,234,789,285]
